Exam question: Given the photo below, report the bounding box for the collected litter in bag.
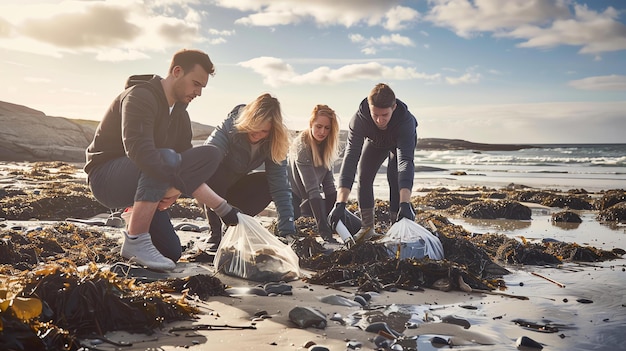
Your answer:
[331,208,362,244]
[214,213,301,282]
[379,218,445,260]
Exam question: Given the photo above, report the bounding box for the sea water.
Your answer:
[411,143,626,192]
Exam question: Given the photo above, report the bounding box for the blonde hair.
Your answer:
[299,104,340,169]
[234,93,290,164]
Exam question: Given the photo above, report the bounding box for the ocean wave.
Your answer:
[415,150,626,167]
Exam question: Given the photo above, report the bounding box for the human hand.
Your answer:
[220,206,240,226]
[328,202,347,230]
[396,202,415,222]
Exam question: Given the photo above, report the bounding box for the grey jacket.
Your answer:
[288,134,336,201]
[204,105,295,234]
[85,75,192,191]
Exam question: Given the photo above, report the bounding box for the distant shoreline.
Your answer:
[416,138,536,151]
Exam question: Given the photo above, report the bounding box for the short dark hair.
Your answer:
[368,83,396,108]
[169,49,215,76]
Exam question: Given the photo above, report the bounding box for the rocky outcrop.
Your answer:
[417,138,536,151]
[0,102,97,162]
[0,101,214,162]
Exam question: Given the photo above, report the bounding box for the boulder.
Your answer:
[0,101,96,162]
[0,101,215,162]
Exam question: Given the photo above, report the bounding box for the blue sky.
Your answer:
[1,0,625,144]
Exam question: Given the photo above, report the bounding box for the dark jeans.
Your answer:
[205,171,272,235]
[357,141,400,213]
[87,145,222,261]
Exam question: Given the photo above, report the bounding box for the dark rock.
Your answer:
[597,201,626,222]
[263,282,293,295]
[0,100,214,162]
[441,315,471,329]
[594,189,626,210]
[288,307,327,329]
[515,336,543,349]
[551,210,582,223]
[461,200,531,220]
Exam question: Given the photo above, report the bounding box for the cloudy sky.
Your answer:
[1,0,625,144]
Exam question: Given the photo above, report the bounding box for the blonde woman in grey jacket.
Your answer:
[288,105,341,243]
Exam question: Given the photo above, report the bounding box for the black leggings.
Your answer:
[205,171,273,233]
[292,192,337,219]
[88,145,223,261]
[357,141,400,213]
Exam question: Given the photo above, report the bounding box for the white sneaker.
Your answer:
[120,231,176,271]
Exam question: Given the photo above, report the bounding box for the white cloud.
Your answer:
[502,4,626,54]
[445,72,481,85]
[217,0,415,29]
[350,33,415,55]
[383,6,420,31]
[238,56,440,86]
[427,0,626,55]
[569,75,626,91]
[0,0,205,61]
[426,0,570,38]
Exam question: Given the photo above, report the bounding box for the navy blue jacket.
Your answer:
[338,98,418,191]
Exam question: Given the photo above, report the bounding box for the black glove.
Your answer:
[219,206,240,226]
[328,202,347,230]
[396,202,415,222]
[310,197,332,238]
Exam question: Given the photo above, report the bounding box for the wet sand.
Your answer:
[1,161,625,351]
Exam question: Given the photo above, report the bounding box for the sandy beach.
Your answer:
[1,161,625,351]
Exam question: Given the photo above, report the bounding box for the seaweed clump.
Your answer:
[0,262,199,351]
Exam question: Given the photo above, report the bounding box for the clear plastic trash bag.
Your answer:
[379,218,445,260]
[214,213,301,282]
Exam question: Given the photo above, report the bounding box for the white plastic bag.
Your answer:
[214,213,301,282]
[379,218,445,260]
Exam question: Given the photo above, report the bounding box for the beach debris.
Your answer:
[215,213,301,282]
[168,323,256,332]
[288,306,327,329]
[530,271,566,288]
[379,218,445,260]
[515,335,544,349]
